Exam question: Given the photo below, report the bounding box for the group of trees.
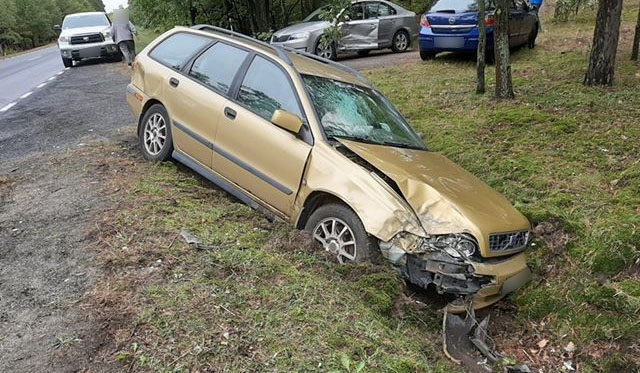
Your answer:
[0,0,104,55]
[129,0,434,37]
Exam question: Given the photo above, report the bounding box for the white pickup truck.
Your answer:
[54,12,120,68]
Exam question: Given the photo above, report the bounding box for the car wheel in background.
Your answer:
[62,57,72,68]
[314,39,337,61]
[139,104,173,162]
[528,26,538,49]
[305,203,379,264]
[391,30,410,53]
[419,50,436,61]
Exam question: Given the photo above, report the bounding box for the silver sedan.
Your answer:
[270,0,418,60]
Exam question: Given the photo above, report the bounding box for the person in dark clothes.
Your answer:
[112,20,137,66]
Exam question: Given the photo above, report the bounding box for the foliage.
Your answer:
[0,0,104,55]
[554,0,596,21]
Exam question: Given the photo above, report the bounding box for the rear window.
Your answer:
[430,0,493,13]
[149,33,210,70]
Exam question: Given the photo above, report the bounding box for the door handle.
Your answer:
[370,25,377,29]
[224,107,237,120]
[169,77,180,88]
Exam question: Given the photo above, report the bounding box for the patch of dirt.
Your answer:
[533,221,575,255]
[0,61,132,372]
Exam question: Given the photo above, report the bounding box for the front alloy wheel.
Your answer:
[314,40,336,60]
[305,203,379,264]
[312,217,357,264]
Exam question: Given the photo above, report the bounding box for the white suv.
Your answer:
[55,12,119,68]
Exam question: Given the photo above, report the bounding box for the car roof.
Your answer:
[65,12,106,17]
[183,25,371,88]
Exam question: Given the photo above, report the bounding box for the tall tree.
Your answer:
[493,0,514,99]
[584,0,623,86]
[0,0,18,55]
[632,4,640,61]
[476,0,487,94]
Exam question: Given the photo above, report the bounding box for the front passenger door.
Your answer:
[341,2,379,50]
[213,56,312,215]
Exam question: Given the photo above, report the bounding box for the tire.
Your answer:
[304,203,379,264]
[314,39,337,61]
[419,50,436,61]
[62,57,72,68]
[357,50,371,57]
[391,30,410,53]
[138,104,173,162]
[527,25,538,49]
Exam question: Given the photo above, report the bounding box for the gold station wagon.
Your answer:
[126,25,532,309]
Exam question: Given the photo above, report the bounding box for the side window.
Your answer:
[189,42,248,94]
[149,33,210,69]
[237,56,303,121]
[379,3,396,16]
[365,3,380,19]
[347,3,365,20]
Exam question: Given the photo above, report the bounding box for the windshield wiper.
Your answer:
[332,135,424,150]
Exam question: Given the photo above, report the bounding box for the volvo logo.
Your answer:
[448,17,456,25]
[83,36,89,41]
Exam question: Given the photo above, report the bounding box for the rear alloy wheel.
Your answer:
[139,104,173,162]
[314,39,336,61]
[62,57,72,68]
[305,203,379,264]
[420,50,436,61]
[391,30,410,53]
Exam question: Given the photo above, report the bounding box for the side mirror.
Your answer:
[53,25,61,32]
[271,109,304,135]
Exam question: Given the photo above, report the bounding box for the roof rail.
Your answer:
[190,24,292,65]
[283,47,370,85]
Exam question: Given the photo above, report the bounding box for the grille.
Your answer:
[489,231,529,253]
[271,34,290,43]
[70,33,104,45]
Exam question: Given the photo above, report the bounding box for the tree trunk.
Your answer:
[632,4,640,61]
[584,0,623,86]
[494,0,514,99]
[476,0,486,94]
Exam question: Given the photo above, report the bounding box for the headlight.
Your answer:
[422,234,478,259]
[101,30,112,40]
[290,31,309,40]
[59,35,69,43]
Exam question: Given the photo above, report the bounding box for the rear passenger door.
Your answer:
[212,55,312,216]
[367,1,397,48]
[148,32,214,166]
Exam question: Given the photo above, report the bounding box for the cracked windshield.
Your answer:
[303,75,426,150]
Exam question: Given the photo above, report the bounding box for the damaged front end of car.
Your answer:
[380,231,532,312]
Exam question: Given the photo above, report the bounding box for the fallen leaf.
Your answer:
[538,339,549,349]
[564,341,576,353]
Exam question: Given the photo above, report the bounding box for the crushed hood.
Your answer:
[337,139,530,255]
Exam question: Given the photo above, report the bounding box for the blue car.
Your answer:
[418,0,539,61]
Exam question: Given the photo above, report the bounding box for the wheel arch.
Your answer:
[137,99,164,134]
[295,191,354,230]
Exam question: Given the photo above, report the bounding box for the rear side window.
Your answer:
[237,56,303,121]
[189,42,249,94]
[149,33,210,69]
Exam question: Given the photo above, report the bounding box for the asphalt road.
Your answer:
[0,46,65,110]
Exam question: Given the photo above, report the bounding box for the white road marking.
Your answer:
[0,103,17,112]
[28,56,39,61]
[20,92,33,99]
[65,67,70,70]
[57,71,64,75]
[47,76,56,81]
